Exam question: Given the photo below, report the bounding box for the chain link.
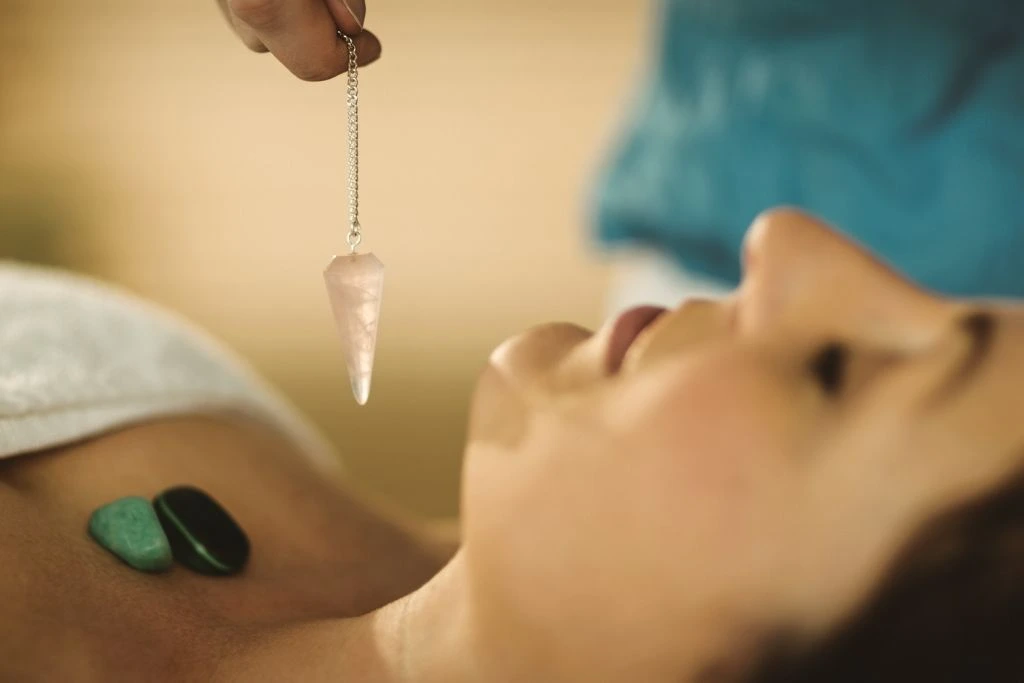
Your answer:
[340,32,361,252]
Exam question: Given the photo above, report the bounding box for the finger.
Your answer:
[232,15,271,52]
[229,0,380,81]
[217,0,268,52]
[328,0,365,36]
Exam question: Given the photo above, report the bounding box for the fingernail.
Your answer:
[340,0,364,30]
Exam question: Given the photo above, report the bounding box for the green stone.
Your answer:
[88,496,173,573]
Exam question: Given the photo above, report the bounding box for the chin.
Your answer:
[466,361,531,452]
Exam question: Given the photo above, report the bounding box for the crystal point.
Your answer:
[324,252,384,405]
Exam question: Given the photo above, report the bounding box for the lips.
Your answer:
[604,305,667,373]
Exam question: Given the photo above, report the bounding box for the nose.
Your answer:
[738,208,953,348]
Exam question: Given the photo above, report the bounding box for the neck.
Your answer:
[364,556,481,683]
[224,556,481,683]
[227,554,754,683]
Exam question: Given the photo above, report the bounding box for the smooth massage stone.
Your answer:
[153,486,250,576]
[88,496,173,573]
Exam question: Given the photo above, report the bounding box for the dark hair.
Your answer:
[747,468,1024,683]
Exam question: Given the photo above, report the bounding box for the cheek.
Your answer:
[613,351,810,573]
[461,350,809,645]
[621,351,802,493]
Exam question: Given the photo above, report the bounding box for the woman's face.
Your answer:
[460,209,1024,678]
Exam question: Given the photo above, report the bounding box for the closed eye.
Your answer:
[925,311,997,407]
[809,343,849,395]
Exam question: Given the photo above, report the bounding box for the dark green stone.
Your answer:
[88,496,173,572]
[153,486,250,576]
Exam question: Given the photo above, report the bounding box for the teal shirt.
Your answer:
[595,0,1024,297]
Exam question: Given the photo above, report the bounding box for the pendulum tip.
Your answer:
[351,377,371,406]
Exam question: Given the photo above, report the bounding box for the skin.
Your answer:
[453,209,1024,681]
[0,416,451,681]
[4,209,1024,682]
[217,0,380,81]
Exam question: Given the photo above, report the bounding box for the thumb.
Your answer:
[330,0,365,35]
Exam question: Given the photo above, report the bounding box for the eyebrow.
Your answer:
[927,311,997,405]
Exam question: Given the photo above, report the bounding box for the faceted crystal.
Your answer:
[324,252,384,405]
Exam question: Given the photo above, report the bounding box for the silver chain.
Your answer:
[340,32,361,252]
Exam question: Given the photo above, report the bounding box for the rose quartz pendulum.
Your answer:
[324,252,383,405]
[324,32,383,405]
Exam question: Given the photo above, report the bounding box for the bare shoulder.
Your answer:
[0,417,447,682]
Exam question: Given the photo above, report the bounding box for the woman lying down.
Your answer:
[2,208,1023,682]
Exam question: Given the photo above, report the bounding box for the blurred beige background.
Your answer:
[0,0,647,516]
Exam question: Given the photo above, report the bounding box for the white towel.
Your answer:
[0,261,339,472]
